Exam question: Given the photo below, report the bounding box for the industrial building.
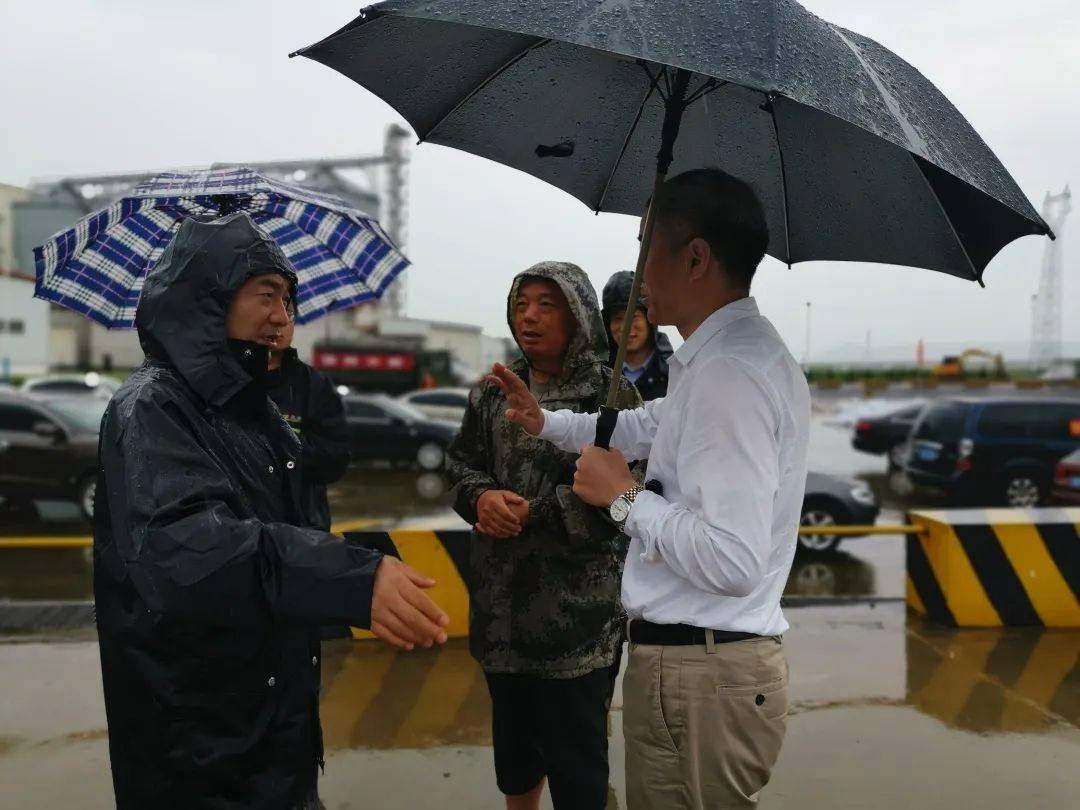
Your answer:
[0,183,49,377]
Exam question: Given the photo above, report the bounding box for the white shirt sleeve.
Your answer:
[539,397,664,461]
[623,357,780,597]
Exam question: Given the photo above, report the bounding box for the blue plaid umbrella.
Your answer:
[33,167,409,327]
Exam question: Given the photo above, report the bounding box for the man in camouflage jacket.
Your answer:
[447,261,640,810]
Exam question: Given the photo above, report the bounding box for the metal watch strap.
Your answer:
[613,484,646,527]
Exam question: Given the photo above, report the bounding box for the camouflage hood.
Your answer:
[506,261,609,379]
[449,261,642,678]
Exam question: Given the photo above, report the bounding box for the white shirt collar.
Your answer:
[672,296,759,368]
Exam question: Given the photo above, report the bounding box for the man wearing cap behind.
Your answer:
[601,269,673,403]
[489,169,810,809]
[93,213,448,810]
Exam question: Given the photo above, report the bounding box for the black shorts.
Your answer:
[484,667,611,810]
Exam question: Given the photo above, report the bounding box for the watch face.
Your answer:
[609,497,631,523]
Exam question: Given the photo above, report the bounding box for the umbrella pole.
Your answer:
[596,69,691,448]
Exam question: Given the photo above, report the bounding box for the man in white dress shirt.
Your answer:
[488,169,810,809]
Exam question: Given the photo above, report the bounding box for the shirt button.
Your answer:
[287,461,296,470]
[267,676,276,687]
[268,465,275,473]
[244,349,252,356]
[312,656,318,666]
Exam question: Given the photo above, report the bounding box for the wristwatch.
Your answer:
[609,484,646,526]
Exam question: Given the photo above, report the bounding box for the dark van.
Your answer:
[905,398,1080,506]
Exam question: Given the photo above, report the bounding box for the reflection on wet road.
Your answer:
[315,620,1078,754]
[320,639,491,751]
[3,606,1074,809]
[785,551,876,597]
[906,622,1079,734]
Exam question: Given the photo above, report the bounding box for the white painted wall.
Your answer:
[0,276,49,377]
[0,183,29,272]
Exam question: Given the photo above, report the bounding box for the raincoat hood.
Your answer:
[135,213,298,409]
[506,261,608,379]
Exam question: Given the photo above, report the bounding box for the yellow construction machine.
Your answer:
[933,349,1006,379]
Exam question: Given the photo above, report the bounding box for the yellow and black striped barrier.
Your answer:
[345,530,473,640]
[906,509,1080,628]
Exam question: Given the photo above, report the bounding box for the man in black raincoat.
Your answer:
[267,317,350,532]
[601,270,671,402]
[93,213,448,810]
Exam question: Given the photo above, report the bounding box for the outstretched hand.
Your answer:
[486,363,544,436]
[370,556,450,651]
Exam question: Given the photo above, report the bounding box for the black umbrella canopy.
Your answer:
[295,0,1050,283]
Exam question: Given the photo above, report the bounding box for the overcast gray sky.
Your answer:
[1,0,1076,361]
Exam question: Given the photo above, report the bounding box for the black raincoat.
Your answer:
[93,213,382,810]
[267,349,351,532]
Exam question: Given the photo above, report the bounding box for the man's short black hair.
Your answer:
[652,169,770,290]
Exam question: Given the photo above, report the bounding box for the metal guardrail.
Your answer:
[798,524,923,536]
[0,537,93,549]
[0,524,924,549]
[0,517,387,550]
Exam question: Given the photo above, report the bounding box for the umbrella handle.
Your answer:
[595,405,619,450]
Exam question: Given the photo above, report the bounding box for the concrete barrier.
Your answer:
[0,526,918,634]
[906,508,1080,627]
[344,527,920,640]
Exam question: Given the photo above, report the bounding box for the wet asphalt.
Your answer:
[1,396,1077,808]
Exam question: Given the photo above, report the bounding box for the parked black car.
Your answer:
[852,403,925,469]
[905,398,1080,507]
[343,394,460,470]
[798,471,881,554]
[1052,447,1080,505]
[0,392,105,521]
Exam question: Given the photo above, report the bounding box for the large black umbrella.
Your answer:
[293,0,1051,424]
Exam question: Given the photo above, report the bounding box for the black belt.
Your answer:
[628,620,760,646]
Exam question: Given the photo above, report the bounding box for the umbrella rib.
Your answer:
[910,154,984,286]
[418,38,551,143]
[684,78,727,107]
[593,65,665,214]
[40,198,204,323]
[763,94,793,268]
[256,206,406,316]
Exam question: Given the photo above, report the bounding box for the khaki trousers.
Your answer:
[623,635,788,810]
